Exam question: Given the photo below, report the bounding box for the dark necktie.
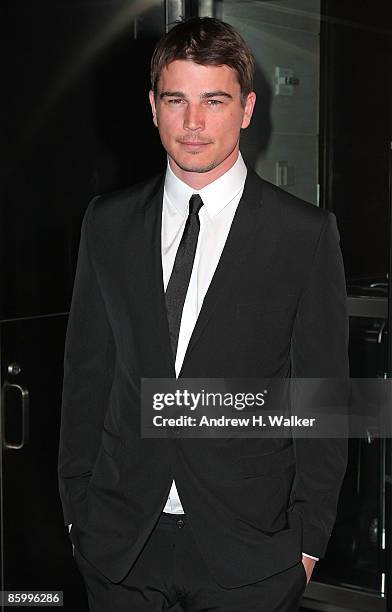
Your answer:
[165,194,204,359]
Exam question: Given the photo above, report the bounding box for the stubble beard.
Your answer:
[174,157,218,174]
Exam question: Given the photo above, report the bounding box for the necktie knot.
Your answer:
[189,194,204,217]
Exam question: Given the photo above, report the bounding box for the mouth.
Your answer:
[177,140,212,151]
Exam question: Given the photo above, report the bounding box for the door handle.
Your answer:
[2,381,30,449]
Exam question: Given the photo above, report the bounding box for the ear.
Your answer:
[149,90,158,128]
[241,91,256,129]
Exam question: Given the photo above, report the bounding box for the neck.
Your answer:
[168,146,240,190]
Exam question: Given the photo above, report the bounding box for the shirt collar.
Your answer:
[164,152,247,218]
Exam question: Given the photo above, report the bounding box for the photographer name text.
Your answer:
[152,415,316,428]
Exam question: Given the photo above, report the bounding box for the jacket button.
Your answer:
[176,518,185,529]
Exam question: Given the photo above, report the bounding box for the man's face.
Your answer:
[149,60,256,180]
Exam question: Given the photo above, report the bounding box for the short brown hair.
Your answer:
[150,17,255,105]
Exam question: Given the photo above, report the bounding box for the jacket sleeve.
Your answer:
[289,212,349,558]
[58,197,115,526]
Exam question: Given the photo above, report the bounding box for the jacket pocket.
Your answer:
[236,295,298,318]
[239,443,295,477]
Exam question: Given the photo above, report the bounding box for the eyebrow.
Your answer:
[159,90,233,100]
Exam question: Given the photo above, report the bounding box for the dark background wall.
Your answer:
[2,0,166,320]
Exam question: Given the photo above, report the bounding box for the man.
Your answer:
[58,17,348,612]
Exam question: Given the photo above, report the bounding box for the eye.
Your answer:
[167,98,184,105]
[206,99,222,106]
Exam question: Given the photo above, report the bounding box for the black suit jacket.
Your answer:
[58,167,349,586]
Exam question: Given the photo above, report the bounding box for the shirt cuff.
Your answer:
[302,552,319,561]
[67,523,72,533]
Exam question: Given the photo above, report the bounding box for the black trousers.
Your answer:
[74,513,308,612]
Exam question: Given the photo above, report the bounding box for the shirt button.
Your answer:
[176,518,185,529]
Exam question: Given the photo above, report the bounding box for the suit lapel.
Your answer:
[142,175,176,374]
[178,169,265,376]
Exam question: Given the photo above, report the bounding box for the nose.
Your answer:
[183,103,205,131]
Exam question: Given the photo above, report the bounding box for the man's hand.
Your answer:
[301,555,316,584]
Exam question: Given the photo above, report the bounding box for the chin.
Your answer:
[173,155,218,174]
[178,163,217,173]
